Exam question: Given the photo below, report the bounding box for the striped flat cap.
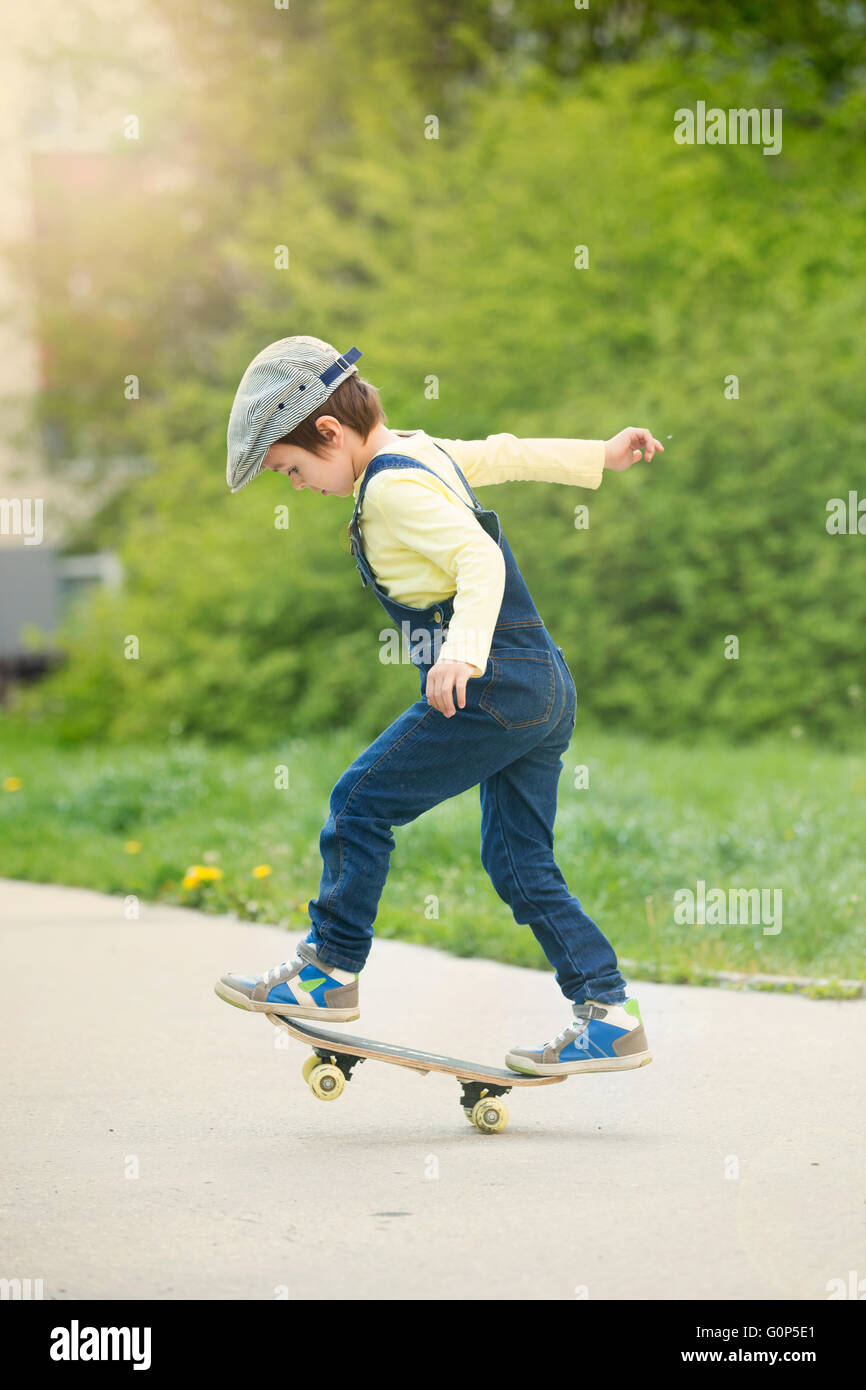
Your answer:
[226,336,362,493]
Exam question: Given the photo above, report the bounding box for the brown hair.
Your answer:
[277,374,386,455]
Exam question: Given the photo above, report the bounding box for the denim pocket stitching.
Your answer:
[480,653,556,729]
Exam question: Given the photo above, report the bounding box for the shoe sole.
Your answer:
[504,1051,653,1077]
[214,981,360,1022]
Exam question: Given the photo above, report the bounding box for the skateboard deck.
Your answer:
[268,1013,565,1133]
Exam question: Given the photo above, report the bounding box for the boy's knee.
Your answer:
[483,844,566,919]
[329,765,365,817]
[481,841,515,901]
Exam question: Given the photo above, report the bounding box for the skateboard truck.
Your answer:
[458,1080,512,1132]
[312,1046,365,1082]
[458,1080,510,1110]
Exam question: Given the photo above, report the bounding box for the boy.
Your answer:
[216,335,663,1075]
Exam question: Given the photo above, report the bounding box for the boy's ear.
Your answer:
[315,415,342,447]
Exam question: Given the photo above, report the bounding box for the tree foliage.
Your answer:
[13,5,866,745]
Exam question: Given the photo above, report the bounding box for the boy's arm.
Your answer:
[436,433,606,490]
[366,429,664,717]
[436,428,664,486]
[368,474,505,680]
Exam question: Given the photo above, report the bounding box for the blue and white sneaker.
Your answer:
[215,941,359,1020]
[505,998,652,1075]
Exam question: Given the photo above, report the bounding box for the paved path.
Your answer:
[1,878,863,1300]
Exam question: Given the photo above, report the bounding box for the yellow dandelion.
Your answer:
[197,866,224,882]
[182,865,205,889]
[252,864,272,879]
[3,776,22,792]
[124,841,142,854]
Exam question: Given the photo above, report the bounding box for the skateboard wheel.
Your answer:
[309,1063,345,1101]
[471,1097,508,1134]
[463,1108,475,1123]
[301,1053,321,1084]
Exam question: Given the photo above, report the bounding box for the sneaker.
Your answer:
[505,998,652,1076]
[214,941,359,1020]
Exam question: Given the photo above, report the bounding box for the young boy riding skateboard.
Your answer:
[215,335,663,1076]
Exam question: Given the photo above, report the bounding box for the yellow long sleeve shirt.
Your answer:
[353,430,605,675]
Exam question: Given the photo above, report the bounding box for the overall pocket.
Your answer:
[480,649,556,730]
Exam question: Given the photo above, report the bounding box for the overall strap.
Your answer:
[349,447,498,590]
[429,441,483,510]
[354,451,481,518]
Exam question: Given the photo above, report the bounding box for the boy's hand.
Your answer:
[426,659,474,717]
[604,427,665,471]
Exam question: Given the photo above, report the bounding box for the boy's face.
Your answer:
[262,418,357,497]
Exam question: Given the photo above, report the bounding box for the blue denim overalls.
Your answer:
[306,444,627,1005]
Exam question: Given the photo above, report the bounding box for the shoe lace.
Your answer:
[547,1002,597,1051]
[263,954,302,986]
[550,1012,589,1050]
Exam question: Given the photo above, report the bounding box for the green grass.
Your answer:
[1,725,863,989]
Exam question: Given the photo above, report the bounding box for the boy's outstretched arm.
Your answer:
[423,428,664,716]
[438,429,663,488]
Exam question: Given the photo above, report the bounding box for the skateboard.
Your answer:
[267,1013,565,1133]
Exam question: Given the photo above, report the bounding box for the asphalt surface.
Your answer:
[1,878,864,1300]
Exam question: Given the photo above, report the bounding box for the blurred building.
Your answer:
[0,3,169,698]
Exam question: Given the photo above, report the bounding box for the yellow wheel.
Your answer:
[301,1053,321,1083]
[472,1096,508,1134]
[463,1108,475,1123]
[309,1063,345,1101]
